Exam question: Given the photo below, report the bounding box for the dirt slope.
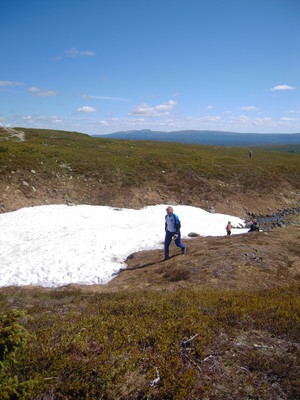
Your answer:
[75,225,300,293]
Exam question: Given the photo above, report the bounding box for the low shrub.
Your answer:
[0,310,38,399]
[0,286,299,399]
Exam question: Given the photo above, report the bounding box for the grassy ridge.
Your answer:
[0,128,299,213]
[6,128,298,184]
[0,286,299,399]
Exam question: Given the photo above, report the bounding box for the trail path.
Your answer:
[0,127,25,141]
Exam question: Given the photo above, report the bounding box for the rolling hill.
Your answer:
[1,127,299,216]
[94,129,300,146]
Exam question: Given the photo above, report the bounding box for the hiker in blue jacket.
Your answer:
[164,206,186,261]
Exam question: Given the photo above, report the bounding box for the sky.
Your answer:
[1,0,300,135]
[0,204,247,287]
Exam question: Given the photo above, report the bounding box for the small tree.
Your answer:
[0,310,36,399]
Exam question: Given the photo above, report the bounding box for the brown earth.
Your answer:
[68,224,300,293]
[1,166,298,218]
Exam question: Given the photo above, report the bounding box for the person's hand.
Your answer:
[174,233,178,239]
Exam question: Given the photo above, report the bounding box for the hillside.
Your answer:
[94,129,300,147]
[101,225,300,292]
[0,127,299,399]
[0,127,299,217]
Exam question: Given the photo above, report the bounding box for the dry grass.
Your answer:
[97,225,300,292]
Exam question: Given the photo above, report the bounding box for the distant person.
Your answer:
[248,218,260,232]
[249,150,253,158]
[164,206,186,260]
[226,221,232,236]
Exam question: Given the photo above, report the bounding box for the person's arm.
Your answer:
[174,214,181,233]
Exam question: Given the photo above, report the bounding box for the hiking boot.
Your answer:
[163,255,169,261]
[182,247,186,254]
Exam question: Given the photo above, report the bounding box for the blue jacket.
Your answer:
[165,213,181,233]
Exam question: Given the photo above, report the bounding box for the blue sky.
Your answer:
[1,0,300,135]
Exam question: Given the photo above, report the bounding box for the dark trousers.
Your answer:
[164,230,185,258]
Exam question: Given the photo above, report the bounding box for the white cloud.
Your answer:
[229,115,249,124]
[37,91,58,97]
[29,87,58,97]
[129,100,177,117]
[287,108,300,114]
[0,80,23,86]
[65,48,95,57]
[29,87,40,93]
[280,117,297,121]
[155,100,177,111]
[200,115,221,122]
[206,105,213,110]
[82,94,129,102]
[159,121,177,127]
[130,104,154,116]
[270,85,295,91]
[239,106,258,111]
[77,106,97,113]
[99,120,109,126]
[252,117,273,125]
[130,118,145,123]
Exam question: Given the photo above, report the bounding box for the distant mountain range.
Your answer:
[93,129,300,146]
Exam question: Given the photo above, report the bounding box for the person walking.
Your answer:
[226,221,232,236]
[164,206,186,261]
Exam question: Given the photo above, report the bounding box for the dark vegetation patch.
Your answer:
[0,286,299,399]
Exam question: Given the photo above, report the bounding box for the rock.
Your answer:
[67,200,76,206]
[188,232,199,237]
[206,207,215,214]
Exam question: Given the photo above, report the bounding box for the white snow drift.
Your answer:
[0,205,247,288]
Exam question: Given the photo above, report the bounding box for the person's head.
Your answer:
[228,221,231,224]
[166,206,173,216]
[253,218,256,222]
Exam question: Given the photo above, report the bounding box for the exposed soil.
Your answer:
[74,224,300,293]
[1,171,299,220]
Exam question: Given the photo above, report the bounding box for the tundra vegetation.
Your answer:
[0,127,299,214]
[0,127,299,399]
